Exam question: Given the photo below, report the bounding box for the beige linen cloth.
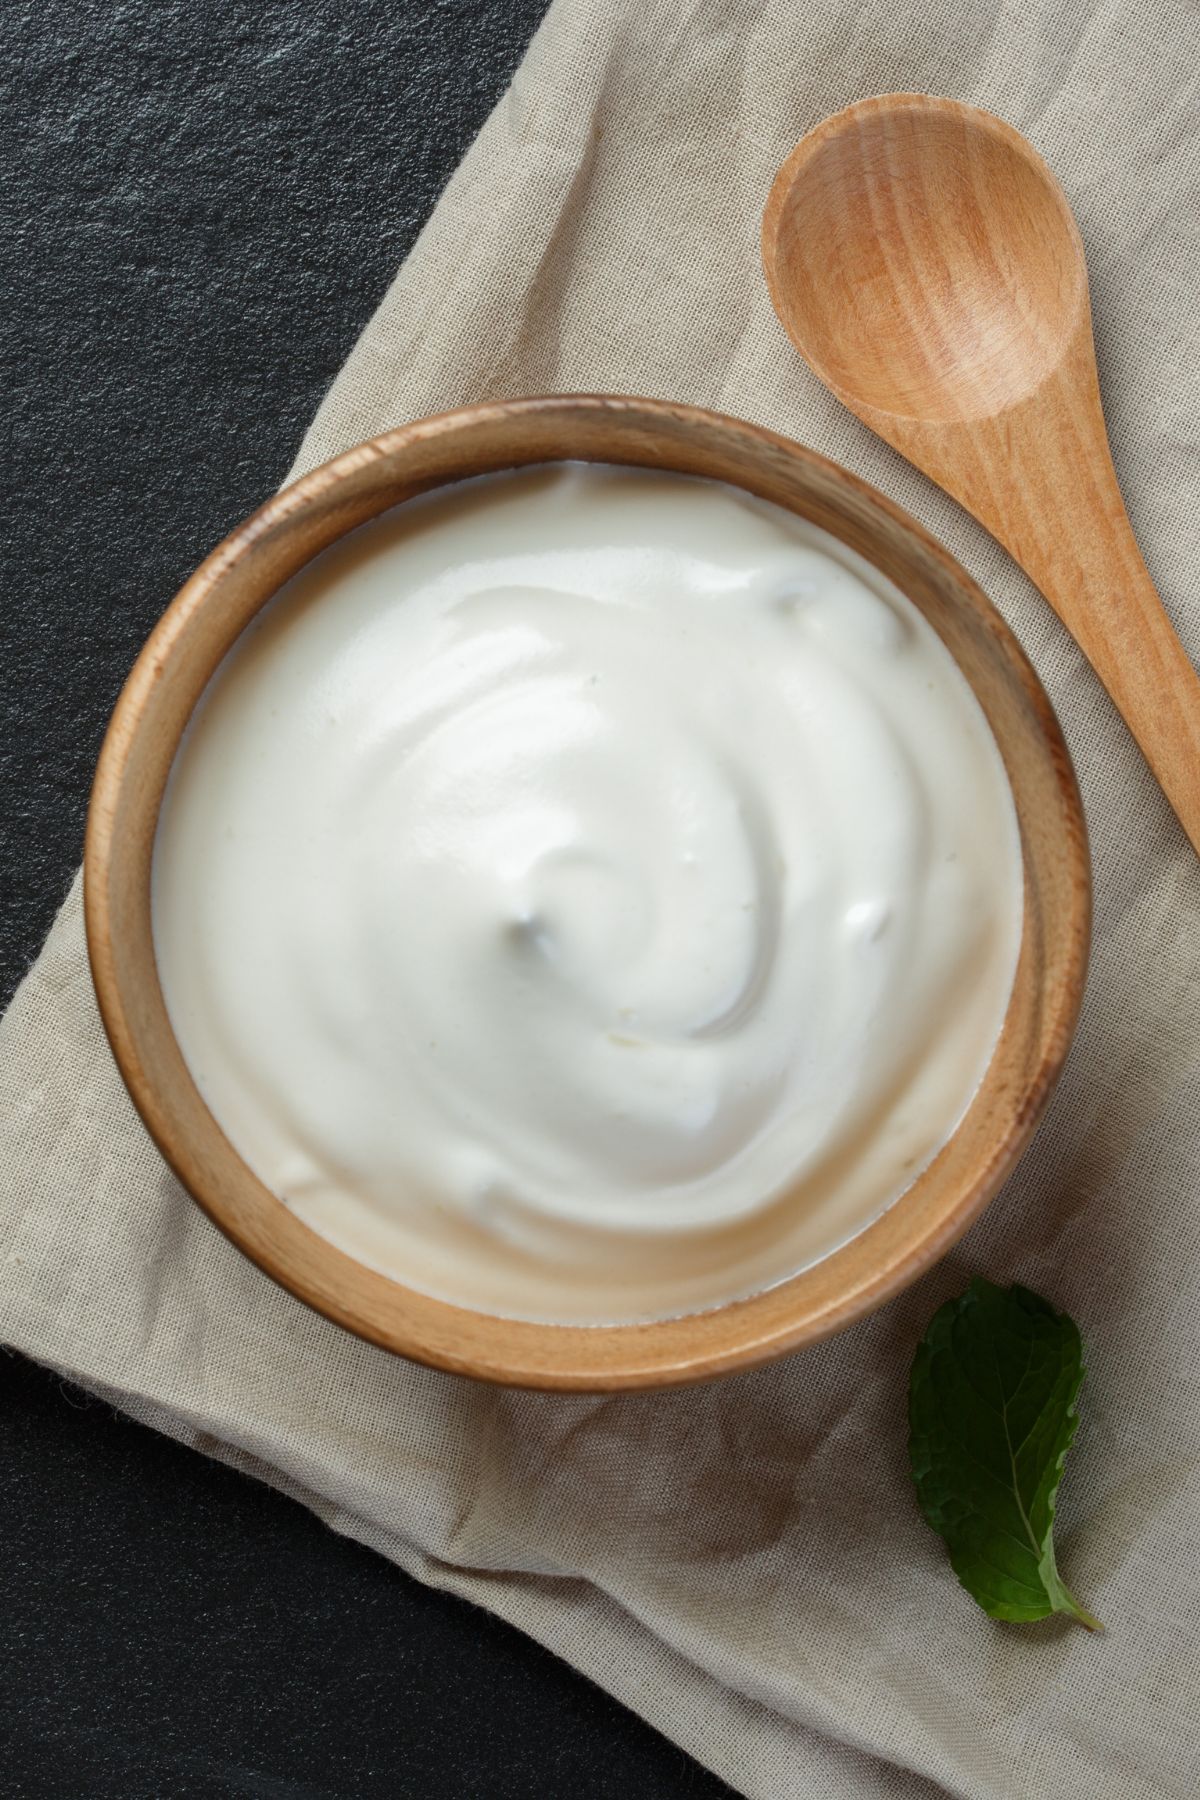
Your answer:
[4,1,1200,1794]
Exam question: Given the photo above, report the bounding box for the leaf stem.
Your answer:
[1058,1585,1104,1633]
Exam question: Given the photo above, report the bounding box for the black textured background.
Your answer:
[1,5,736,1795]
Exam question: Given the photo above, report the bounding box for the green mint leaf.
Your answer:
[908,1277,1100,1631]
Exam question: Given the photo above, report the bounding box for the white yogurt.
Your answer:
[154,464,1022,1323]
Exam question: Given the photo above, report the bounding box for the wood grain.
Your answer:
[763,92,1200,855]
[84,396,1090,1389]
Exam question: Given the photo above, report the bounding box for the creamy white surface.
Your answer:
[153,464,1022,1323]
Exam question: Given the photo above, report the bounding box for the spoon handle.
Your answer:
[894,339,1200,856]
[1006,446,1200,857]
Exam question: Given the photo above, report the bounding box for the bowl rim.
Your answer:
[84,394,1091,1389]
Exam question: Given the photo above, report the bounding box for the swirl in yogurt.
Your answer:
[153,465,1022,1323]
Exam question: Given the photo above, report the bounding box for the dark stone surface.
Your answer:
[0,5,737,1795]
[0,1354,731,1800]
[2,0,554,1008]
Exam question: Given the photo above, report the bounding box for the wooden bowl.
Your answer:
[85,396,1090,1390]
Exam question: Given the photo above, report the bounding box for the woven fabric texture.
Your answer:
[4,3,1199,1794]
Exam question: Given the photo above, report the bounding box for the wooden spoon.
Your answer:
[763,92,1200,854]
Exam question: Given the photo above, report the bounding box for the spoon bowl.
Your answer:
[764,94,1200,852]
[765,99,1087,422]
